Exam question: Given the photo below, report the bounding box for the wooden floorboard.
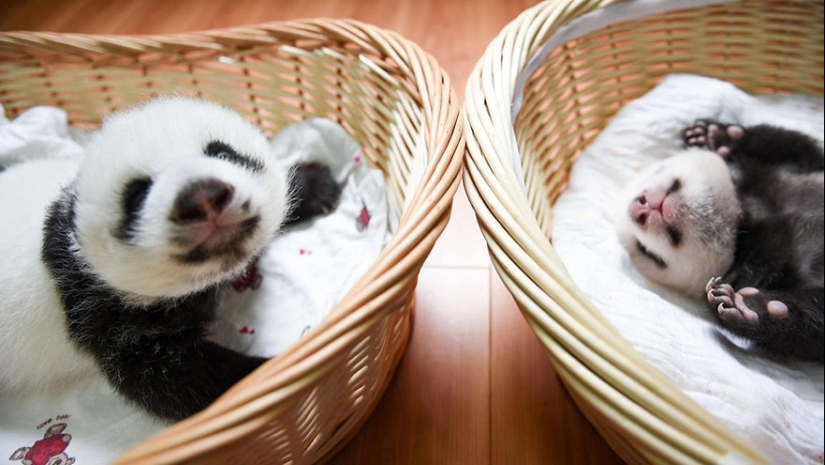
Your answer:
[330,268,491,465]
[490,271,624,465]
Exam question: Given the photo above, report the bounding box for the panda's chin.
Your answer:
[89,221,270,302]
[173,239,257,275]
[121,253,260,305]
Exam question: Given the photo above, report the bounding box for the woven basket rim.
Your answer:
[0,17,410,55]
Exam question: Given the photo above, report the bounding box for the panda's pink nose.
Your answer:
[172,179,234,224]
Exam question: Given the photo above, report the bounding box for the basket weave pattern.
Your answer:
[464,1,822,464]
[0,19,463,464]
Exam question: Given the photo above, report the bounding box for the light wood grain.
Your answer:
[0,1,624,463]
[332,268,491,464]
[490,271,623,465]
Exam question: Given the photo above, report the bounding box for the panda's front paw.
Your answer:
[684,120,744,157]
[706,278,759,326]
[705,278,789,331]
[286,162,341,224]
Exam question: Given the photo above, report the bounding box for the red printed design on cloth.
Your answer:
[24,435,70,465]
[356,203,371,232]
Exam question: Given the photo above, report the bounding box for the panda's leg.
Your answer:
[685,120,824,171]
[104,339,267,421]
[284,162,342,225]
[705,278,824,362]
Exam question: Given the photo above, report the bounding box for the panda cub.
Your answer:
[616,120,824,362]
[0,97,341,420]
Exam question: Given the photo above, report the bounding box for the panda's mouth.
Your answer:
[629,178,684,247]
[172,215,261,267]
[182,208,255,248]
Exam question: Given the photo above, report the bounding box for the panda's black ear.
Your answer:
[116,177,152,241]
[204,140,264,173]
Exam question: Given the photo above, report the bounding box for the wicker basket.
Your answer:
[0,19,463,464]
[464,1,823,464]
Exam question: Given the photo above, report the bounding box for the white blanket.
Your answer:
[552,74,824,464]
[0,107,395,463]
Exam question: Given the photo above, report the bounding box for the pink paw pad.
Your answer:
[767,300,789,319]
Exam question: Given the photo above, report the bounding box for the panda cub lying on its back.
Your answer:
[616,120,824,362]
[0,97,341,420]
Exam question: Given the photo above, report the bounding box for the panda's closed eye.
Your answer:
[205,141,264,173]
[116,177,152,241]
[636,240,667,269]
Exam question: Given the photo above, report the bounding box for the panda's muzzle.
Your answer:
[170,178,261,266]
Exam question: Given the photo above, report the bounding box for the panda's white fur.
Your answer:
[0,158,98,394]
[615,147,742,296]
[0,97,289,398]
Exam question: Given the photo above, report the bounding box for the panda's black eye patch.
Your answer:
[666,178,682,196]
[116,177,153,241]
[665,224,683,247]
[205,141,264,173]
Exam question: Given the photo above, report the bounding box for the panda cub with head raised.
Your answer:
[616,120,824,363]
[0,97,340,420]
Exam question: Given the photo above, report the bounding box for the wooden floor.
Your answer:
[0,1,624,464]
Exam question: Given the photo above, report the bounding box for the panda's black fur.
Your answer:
[692,121,823,362]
